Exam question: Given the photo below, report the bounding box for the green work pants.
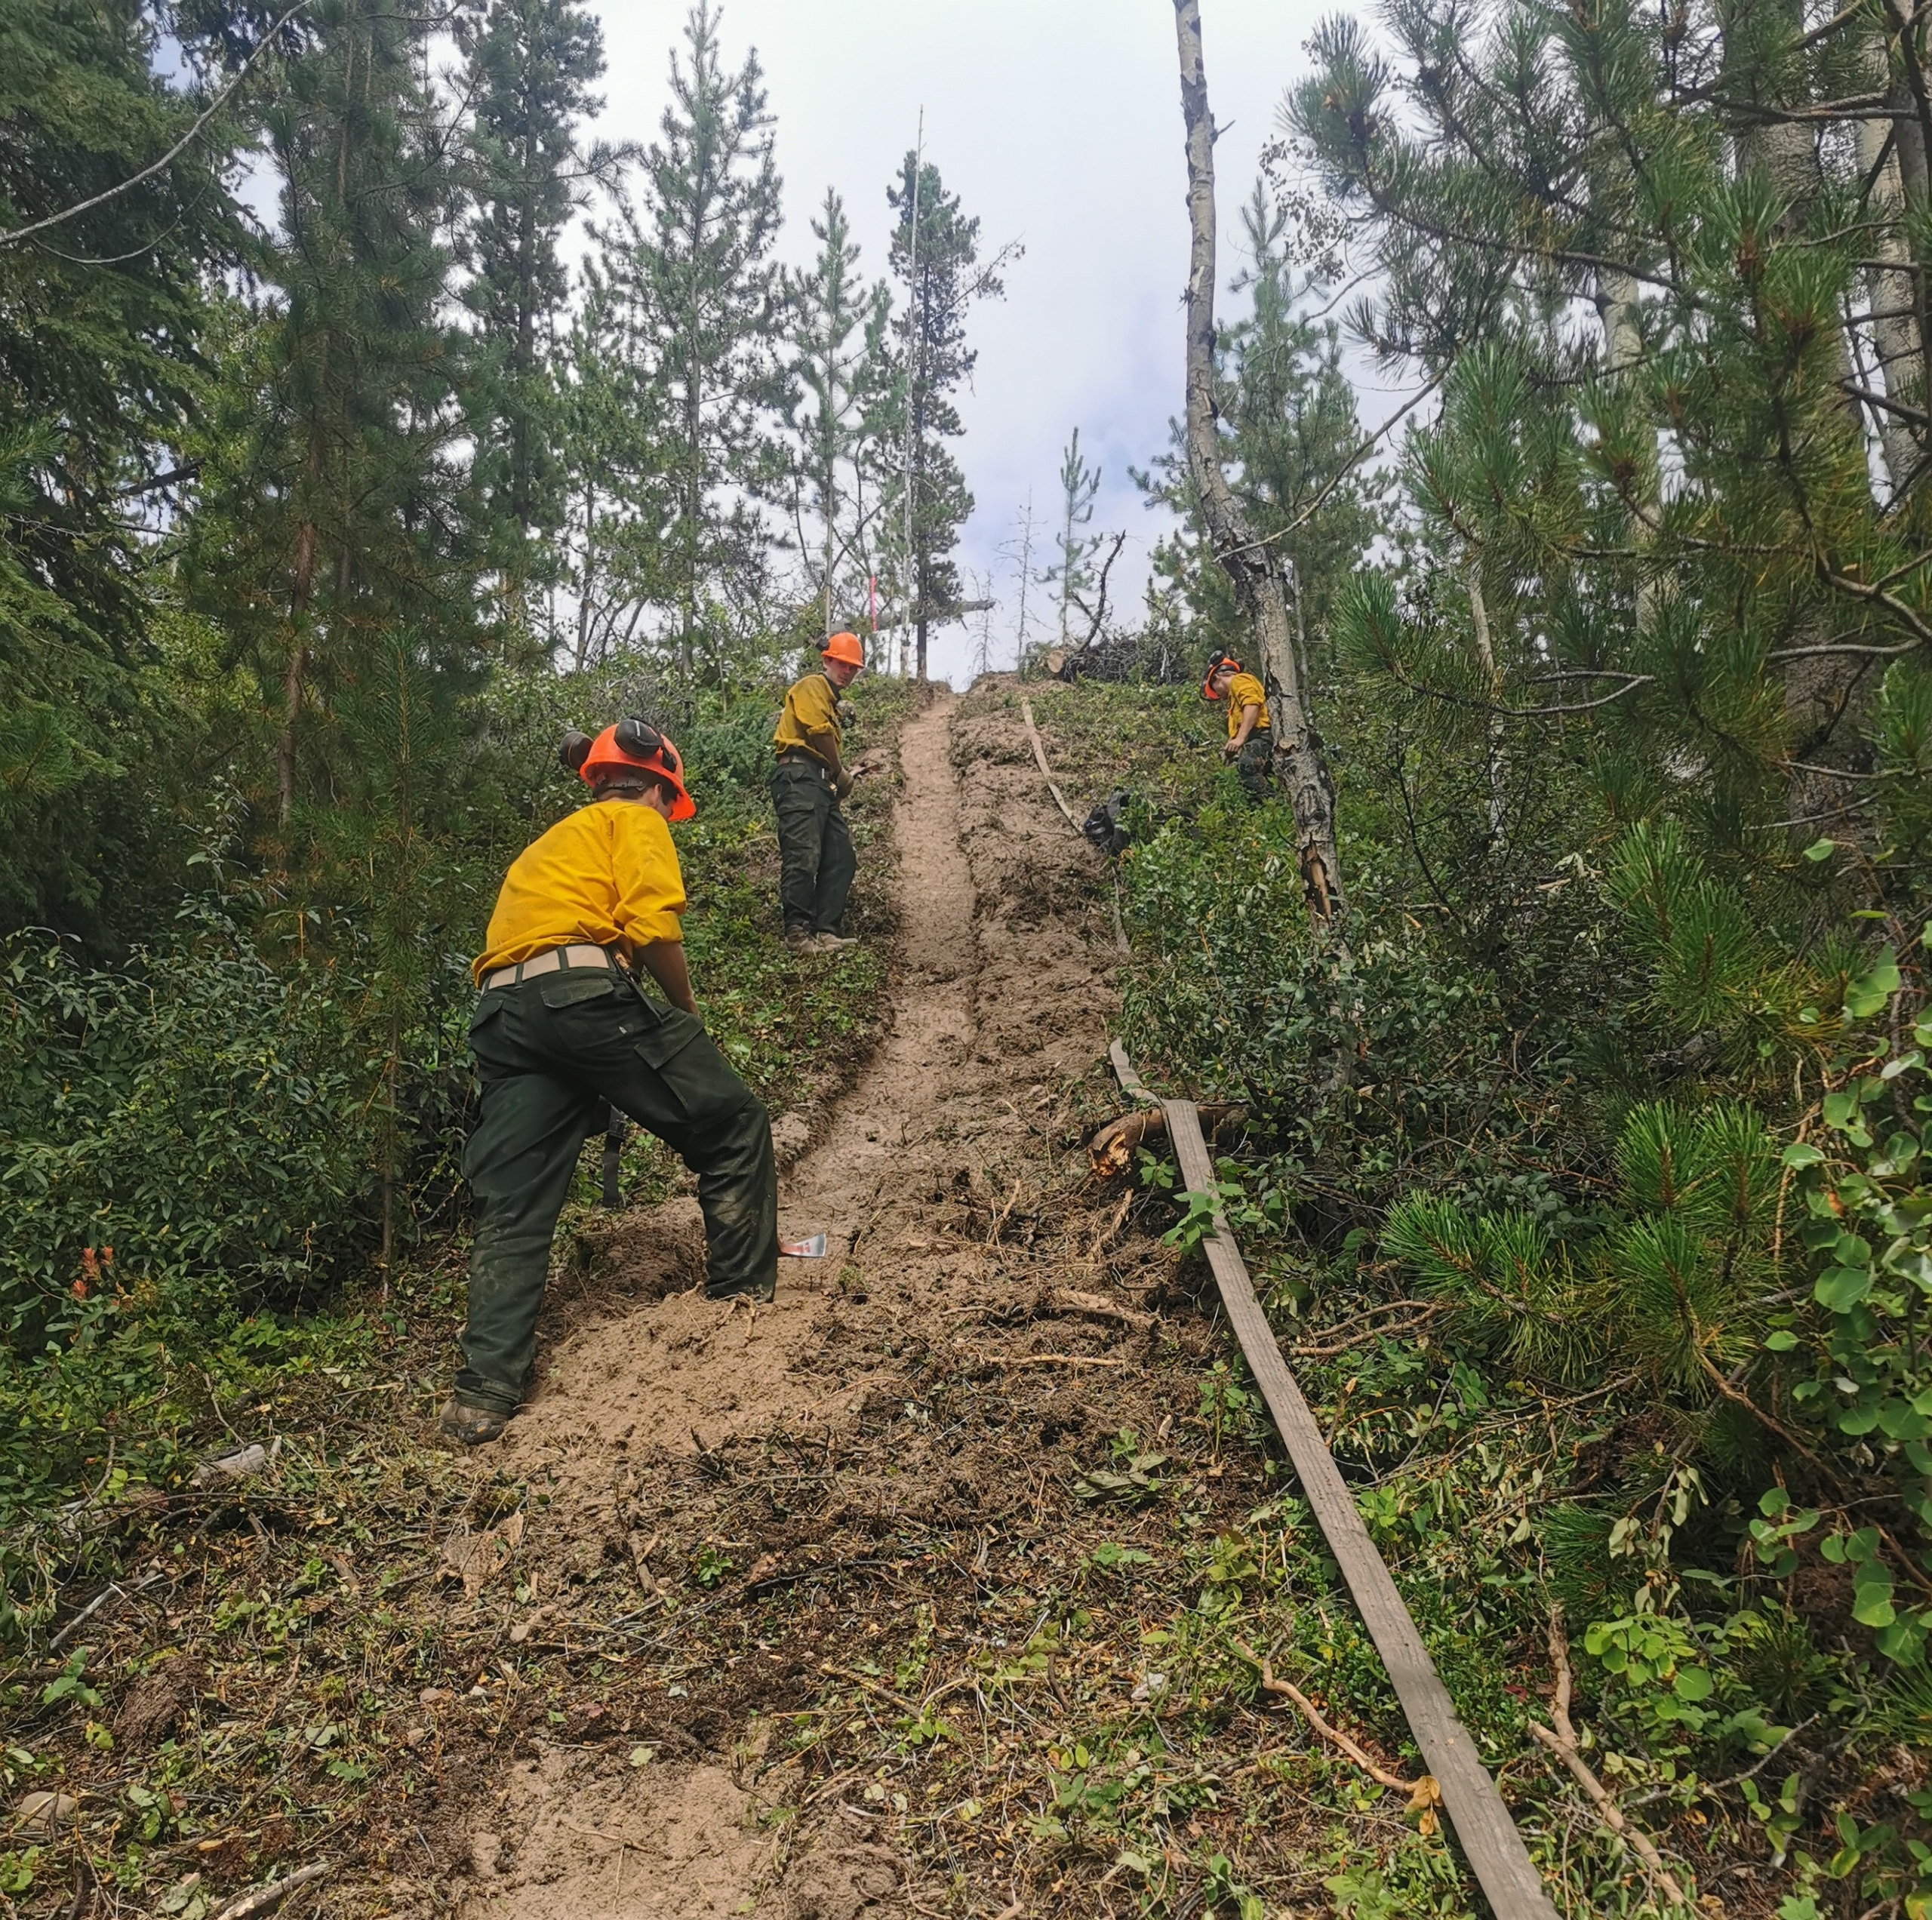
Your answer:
[771,759,855,937]
[1234,732,1272,804]
[456,967,777,1414]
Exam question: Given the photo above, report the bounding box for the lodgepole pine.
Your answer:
[1172,0,1343,925]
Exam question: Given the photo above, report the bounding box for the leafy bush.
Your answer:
[0,903,374,1337]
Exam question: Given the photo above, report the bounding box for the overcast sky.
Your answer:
[585,0,1336,688]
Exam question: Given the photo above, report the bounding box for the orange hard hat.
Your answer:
[822,630,864,668]
[1201,651,1240,699]
[579,720,696,821]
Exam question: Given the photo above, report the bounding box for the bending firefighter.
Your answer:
[771,630,866,954]
[441,719,779,1446]
[1203,648,1272,803]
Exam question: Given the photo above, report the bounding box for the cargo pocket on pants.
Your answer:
[634,1005,704,1069]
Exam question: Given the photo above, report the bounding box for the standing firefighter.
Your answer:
[771,630,865,954]
[441,720,779,1447]
[1203,649,1272,803]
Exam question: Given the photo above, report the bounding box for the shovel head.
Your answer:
[778,1232,827,1259]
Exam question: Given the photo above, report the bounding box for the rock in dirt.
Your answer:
[191,1438,278,1488]
[438,1512,525,1598]
[112,1653,206,1750]
[15,1790,78,1832]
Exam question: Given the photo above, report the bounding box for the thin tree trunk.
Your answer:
[1859,28,1926,493]
[1466,558,1506,842]
[1174,0,1344,924]
[575,477,596,671]
[683,377,700,679]
[1594,264,1667,637]
[277,515,319,826]
[1731,28,1876,817]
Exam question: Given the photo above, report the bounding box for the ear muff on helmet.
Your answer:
[558,728,595,774]
[613,715,667,761]
[1201,651,1240,699]
[577,718,696,820]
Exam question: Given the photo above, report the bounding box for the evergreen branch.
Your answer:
[1780,758,1884,782]
[0,0,314,251]
[1817,566,1932,651]
[1795,0,1875,52]
[1691,94,1893,122]
[1763,638,1924,660]
[1351,160,1688,301]
[1385,663,1655,717]
[1225,365,1447,561]
[1841,383,1931,429]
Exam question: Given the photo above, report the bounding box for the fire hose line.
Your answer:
[1024,699,1561,1920]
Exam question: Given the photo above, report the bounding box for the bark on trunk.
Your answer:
[1732,35,1878,819]
[277,516,319,827]
[1174,0,1344,925]
[1466,558,1506,842]
[1859,27,1927,494]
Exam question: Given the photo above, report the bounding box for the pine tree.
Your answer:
[1044,428,1102,649]
[783,188,891,647]
[0,0,243,940]
[879,152,1011,681]
[1294,0,1928,854]
[457,0,616,643]
[192,0,478,836]
[559,255,671,670]
[629,1,783,678]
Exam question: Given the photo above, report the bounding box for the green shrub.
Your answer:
[0,901,374,1337]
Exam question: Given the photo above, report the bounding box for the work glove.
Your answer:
[834,771,854,801]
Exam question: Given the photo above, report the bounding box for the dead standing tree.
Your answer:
[1173,0,1345,926]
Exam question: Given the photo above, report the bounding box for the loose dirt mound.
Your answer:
[457,1753,771,1918]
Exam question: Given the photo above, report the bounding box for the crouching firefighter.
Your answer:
[441,719,779,1447]
[771,629,866,954]
[1202,649,1272,804]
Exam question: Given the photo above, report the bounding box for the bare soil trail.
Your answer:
[446,688,1133,1920]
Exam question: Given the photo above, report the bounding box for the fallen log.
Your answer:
[1088,1101,1244,1176]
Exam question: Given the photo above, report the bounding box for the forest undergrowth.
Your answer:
[1027,680,1932,1920]
[1,666,1925,1920]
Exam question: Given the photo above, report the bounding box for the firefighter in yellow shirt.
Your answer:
[771,630,865,952]
[441,718,777,1446]
[1202,649,1272,802]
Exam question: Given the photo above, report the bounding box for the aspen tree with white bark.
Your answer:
[1173,0,1346,924]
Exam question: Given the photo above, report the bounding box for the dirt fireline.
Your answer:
[441,688,1133,1918]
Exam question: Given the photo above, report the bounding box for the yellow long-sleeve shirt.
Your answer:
[1223,670,1270,739]
[771,672,842,767]
[473,800,686,984]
